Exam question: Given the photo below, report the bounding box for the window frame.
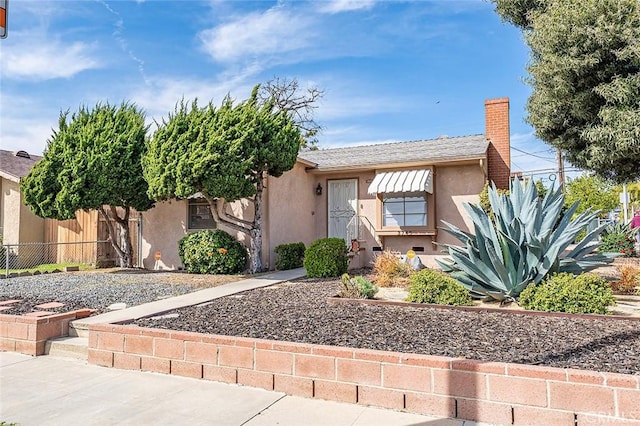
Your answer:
[187,198,216,230]
[382,192,428,227]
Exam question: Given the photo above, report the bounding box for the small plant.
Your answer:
[611,265,640,294]
[303,238,348,278]
[519,272,616,315]
[406,269,473,306]
[599,232,636,257]
[339,273,379,299]
[178,230,247,274]
[274,242,305,270]
[372,250,413,287]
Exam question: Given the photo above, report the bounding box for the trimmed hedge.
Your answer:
[406,269,473,306]
[519,272,615,314]
[274,242,305,270]
[178,230,247,274]
[303,238,348,278]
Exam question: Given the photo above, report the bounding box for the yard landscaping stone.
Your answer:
[133,277,640,376]
[2,270,639,376]
[0,269,243,316]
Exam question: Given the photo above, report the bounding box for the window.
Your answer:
[383,192,427,227]
[188,199,216,229]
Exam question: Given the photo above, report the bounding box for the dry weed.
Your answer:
[372,250,413,287]
[611,265,640,294]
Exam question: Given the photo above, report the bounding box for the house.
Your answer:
[0,149,136,267]
[0,149,44,245]
[140,97,510,270]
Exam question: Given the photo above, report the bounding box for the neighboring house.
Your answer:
[0,149,136,267]
[140,97,511,270]
[0,150,44,245]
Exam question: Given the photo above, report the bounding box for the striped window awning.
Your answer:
[367,169,432,195]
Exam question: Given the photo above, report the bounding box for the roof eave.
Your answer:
[305,154,487,174]
[0,170,21,183]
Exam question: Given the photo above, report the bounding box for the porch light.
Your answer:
[315,183,323,196]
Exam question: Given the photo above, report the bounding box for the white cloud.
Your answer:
[318,0,377,14]
[0,34,100,81]
[198,7,312,64]
[130,76,256,127]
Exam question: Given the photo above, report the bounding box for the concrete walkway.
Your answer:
[0,352,465,426]
[75,268,307,329]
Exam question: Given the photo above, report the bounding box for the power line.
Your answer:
[511,146,556,161]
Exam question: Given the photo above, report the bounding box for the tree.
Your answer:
[564,174,618,217]
[258,77,323,149]
[143,86,301,273]
[492,0,640,184]
[21,103,154,267]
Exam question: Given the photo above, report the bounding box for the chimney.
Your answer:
[485,97,511,190]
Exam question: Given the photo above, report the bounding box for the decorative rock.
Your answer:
[107,302,127,311]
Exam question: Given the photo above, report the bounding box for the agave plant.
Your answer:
[437,179,616,302]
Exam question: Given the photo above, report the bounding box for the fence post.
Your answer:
[4,244,9,278]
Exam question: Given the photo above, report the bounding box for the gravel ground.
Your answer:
[0,270,242,315]
[2,270,639,375]
[135,277,640,376]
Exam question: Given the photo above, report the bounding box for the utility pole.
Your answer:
[556,149,565,192]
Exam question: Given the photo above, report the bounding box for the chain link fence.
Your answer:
[1,240,113,278]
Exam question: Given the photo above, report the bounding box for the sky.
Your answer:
[0,0,575,184]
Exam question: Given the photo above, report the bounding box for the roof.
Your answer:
[298,134,489,171]
[0,150,43,183]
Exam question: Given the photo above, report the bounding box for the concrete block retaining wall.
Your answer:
[0,310,92,355]
[88,323,640,425]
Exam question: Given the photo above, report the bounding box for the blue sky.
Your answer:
[0,0,570,182]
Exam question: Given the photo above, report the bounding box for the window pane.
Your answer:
[189,201,216,229]
[405,214,426,226]
[384,202,404,215]
[382,192,427,228]
[405,200,426,214]
[383,215,402,227]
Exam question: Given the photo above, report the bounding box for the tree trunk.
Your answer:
[99,206,134,268]
[249,176,265,274]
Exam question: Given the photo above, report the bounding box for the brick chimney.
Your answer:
[485,97,511,190]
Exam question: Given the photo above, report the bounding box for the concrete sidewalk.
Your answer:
[0,352,462,426]
[74,268,308,330]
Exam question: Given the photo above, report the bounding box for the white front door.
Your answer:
[328,179,358,243]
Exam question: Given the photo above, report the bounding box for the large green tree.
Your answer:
[493,0,640,183]
[563,174,619,217]
[21,103,154,267]
[143,86,301,273]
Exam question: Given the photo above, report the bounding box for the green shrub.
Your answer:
[339,273,379,299]
[406,269,473,306]
[599,232,636,257]
[303,238,348,278]
[178,230,247,274]
[519,272,616,315]
[274,242,305,270]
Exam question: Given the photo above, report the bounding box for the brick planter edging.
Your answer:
[0,309,93,355]
[88,324,640,425]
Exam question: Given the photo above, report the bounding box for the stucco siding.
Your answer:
[140,199,254,270]
[434,164,484,247]
[266,163,316,269]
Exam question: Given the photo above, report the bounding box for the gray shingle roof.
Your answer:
[298,134,488,170]
[0,150,43,182]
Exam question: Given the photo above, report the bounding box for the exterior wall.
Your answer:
[0,177,44,245]
[373,164,484,268]
[265,162,317,269]
[89,323,640,425]
[140,199,253,270]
